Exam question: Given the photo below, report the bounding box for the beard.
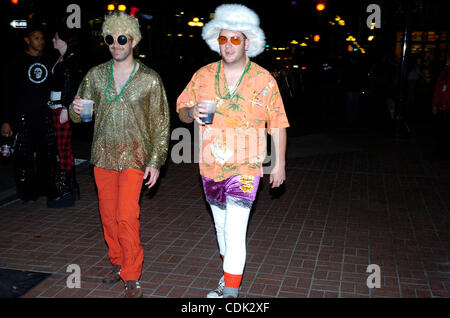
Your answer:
[110,46,133,62]
[220,45,247,66]
[221,51,246,66]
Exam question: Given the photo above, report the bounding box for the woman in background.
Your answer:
[47,25,82,208]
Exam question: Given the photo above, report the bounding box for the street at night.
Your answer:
[0,0,449,303]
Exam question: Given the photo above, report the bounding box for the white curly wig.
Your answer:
[102,11,142,44]
[202,4,265,57]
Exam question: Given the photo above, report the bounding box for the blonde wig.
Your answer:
[102,12,142,44]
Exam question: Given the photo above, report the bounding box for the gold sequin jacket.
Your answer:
[69,60,170,172]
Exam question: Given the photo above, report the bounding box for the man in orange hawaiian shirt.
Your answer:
[177,4,289,298]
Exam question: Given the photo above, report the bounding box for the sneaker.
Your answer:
[223,286,239,298]
[206,276,225,298]
[102,265,121,284]
[124,280,143,298]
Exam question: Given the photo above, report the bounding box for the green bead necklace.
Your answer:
[215,60,251,100]
[105,59,137,102]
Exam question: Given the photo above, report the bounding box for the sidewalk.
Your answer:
[0,131,449,298]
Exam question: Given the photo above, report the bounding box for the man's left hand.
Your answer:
[270,165,286,188]
[59,108,69,124]
[144,167,160,188]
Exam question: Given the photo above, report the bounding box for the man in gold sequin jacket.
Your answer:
[69,12,169,298]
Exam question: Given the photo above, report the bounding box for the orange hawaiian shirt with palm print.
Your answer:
[177,58,289,182]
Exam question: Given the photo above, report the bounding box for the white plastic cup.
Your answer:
[79,99,94,122]
[200,100,217,124]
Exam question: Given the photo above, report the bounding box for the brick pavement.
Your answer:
[0,134,449,298]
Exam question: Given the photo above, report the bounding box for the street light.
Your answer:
[315,0,327,12]
[107,3,126,12]
[316,3,326,11]
[188,17,204,27]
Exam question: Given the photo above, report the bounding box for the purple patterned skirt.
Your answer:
[201,175,261,209]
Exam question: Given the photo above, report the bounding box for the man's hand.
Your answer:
[270,164,286,188]
[190,103,209,125]
[143,167,160,188]
[179,104,208,124]
[1,123,13,137]
[72,96,84,115]
[59,108,69,124]
[270,128,287,188]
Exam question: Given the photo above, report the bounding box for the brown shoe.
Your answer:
[102,265,121,284]
[124,280,143,298]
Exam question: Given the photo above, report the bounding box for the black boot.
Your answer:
[71,166,80,201]
[47,169,75,208]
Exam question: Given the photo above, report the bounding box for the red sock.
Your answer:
[224,272,242,289]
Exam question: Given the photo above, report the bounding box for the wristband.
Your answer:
[187,108,192,119]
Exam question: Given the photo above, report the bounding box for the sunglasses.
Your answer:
[104,34,130,46]
[217,35,244,46]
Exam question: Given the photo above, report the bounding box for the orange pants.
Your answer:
[94,167,144,281]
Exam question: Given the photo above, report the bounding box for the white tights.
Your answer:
[210,196,251,275]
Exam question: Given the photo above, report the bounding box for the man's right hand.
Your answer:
[71,96,84,115]
[1,123,13,137]
[189,103,208,125]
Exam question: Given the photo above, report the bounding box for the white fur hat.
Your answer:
[202,4,265,58]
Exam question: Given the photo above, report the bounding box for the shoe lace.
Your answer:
[216,276,225,293]
[126,281,140,290]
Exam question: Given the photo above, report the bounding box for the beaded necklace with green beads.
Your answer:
[105,59,137,102]
[215,60,251,100]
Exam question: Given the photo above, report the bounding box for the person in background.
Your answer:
[342,54,367,128]
[47,25,82,208]
[1,27,56,203]
[406,56,424,107]
[431,66,450,159]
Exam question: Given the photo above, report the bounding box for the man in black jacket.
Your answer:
[1,27,56,202]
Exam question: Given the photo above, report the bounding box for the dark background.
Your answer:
[1,0,449,139]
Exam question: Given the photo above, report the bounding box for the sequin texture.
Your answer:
[69,60,170,172]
